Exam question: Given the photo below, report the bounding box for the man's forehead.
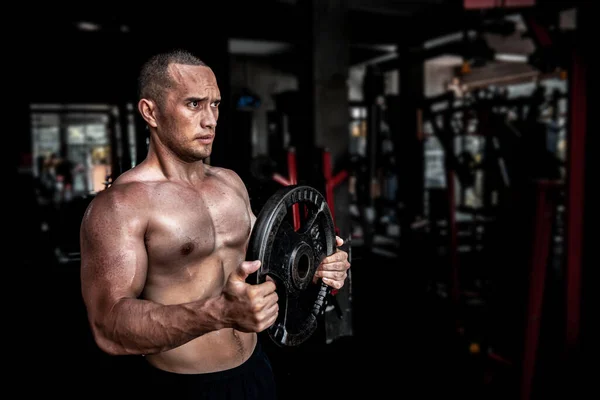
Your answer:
[168,63,218,88]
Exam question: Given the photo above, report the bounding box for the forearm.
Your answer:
[92,296,225,356]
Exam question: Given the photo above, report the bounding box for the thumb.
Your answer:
[336,236,344,247]
[234,260,261,281]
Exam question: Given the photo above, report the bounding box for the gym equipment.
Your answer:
[246,185,336,347]
[322,148,349,236]
[250,147,350,319]
[520,180,562,400]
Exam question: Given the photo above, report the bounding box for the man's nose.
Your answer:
[201,111,217,129]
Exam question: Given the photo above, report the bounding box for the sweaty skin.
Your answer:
[80,63,350,375]
[82,163,265,373]
[80,64,277,374]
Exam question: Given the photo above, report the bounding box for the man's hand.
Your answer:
[220,260,279,333]
[313,236,351,289]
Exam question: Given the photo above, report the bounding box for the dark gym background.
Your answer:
[13,1,592,398]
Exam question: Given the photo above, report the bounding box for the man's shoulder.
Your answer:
[86,177,150,216]
[207,165,250,200]
[104,165,162,196]
[207,165,244,187]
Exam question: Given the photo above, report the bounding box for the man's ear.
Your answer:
[138,98,158,128]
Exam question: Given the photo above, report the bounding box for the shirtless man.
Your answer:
[79,49,350,399]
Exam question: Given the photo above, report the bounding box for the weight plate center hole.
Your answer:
[297,253,310,279]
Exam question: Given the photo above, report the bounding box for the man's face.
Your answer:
[156,64,221,162]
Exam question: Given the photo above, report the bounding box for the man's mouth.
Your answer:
[196,134,214,143]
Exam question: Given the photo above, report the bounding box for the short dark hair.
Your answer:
[138,49,208,106]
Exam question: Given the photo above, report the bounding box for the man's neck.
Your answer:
[145,141,208,184]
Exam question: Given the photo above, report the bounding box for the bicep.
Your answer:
[80,198,148,319]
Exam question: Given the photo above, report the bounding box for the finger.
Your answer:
[257,299,279,329]
[314,257,349,283]
[315,270,347,281]
[316,261,350,273]
[322,277,344,289]
[254,279,277,296]
[264,296,279,315]
[264,306,279,330]
[321,250,348,265]
[234,260,261,281]
[336,236,344,247]
[263,290,279,308]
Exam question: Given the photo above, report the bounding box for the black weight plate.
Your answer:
[247,185,336,347]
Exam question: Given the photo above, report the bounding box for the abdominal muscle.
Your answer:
[142,253,257,374]
[145,329,257,374]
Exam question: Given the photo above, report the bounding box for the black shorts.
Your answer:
[138,341,277,400]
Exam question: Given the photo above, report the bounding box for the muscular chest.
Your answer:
[145,183,251,264]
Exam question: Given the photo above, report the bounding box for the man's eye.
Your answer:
[211,102,220,108]
[191,101,199,107]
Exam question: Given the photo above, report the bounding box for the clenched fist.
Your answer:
[219,260,279,332]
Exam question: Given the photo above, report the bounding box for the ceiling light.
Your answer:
[76,21,100,31]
